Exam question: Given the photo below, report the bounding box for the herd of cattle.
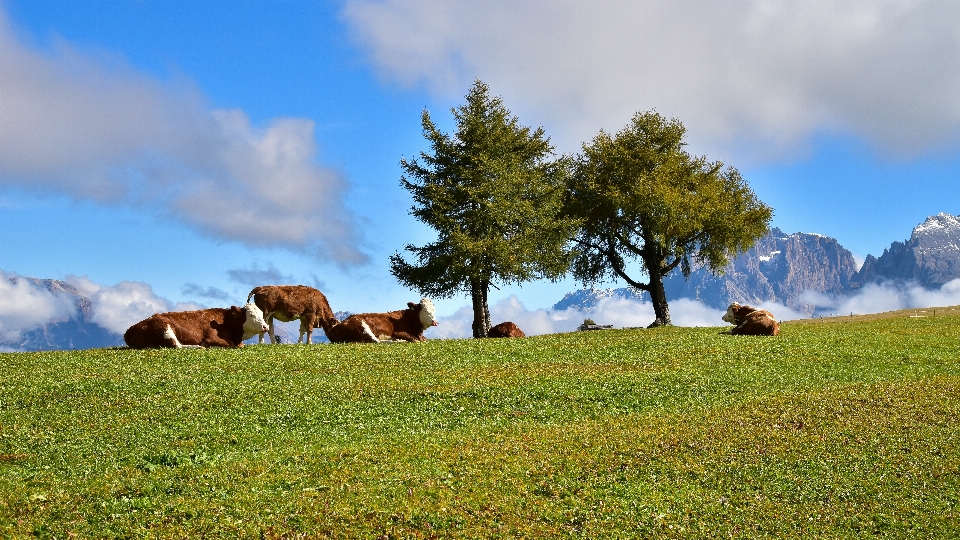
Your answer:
[122,285,778,350]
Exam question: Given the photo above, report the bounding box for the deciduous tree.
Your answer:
[566,111,773,327]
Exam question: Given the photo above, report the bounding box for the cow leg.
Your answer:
[199,331,236,348]
[304,316,315,344]
[164,325,203,349]
[163,324,182,348]
[297,319,308,344]
[360,320,380,343]
[258,314,271,344]
[268,316,280,344]
[391,331,420,342]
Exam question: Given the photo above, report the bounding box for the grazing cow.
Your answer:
[721,302,780,336]
[487,321,525,338]
[124,303,269,349]
[247,285,339,344]
[327,299,438,343]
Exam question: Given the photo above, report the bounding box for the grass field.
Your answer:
[1,314,959,538]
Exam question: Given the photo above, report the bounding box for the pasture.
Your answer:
[1,315,959,538]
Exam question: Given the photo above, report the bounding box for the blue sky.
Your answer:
[2,0,960,340]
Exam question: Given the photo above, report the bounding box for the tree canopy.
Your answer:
[566,110,773,327]
[390,80,577,337]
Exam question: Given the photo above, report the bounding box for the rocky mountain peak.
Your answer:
[661,227,857,314]
[552,287,644,311]
[853,212,960,288]
[1,277,121,351]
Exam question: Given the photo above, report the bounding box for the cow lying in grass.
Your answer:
[124,303,269,349]
[487,321,525,338]
[247,285,338,344]
[327,299,438,343]
[721,302,780,336]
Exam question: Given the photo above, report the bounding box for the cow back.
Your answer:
[249,285,338,331]
[731,309,780,336]
[124,307,246,348]
[488,321,525,338]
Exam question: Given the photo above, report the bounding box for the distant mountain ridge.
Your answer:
[852,212,960,289]
[556,213,960,315]
[553,287,644,311]
[9,213,960,350]
[0,277,123,351]
[661,227,857,313]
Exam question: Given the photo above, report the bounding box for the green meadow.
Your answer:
[1,314,958,538]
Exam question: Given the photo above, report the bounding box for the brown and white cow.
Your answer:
[487,321,525,338]
[326,298,438,343]
[721,302,780,336]
[124,303,269,349]
[247,285,339,344]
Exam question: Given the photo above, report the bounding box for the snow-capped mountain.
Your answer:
[852,212,960,288]
[662,228,858,314]
[552,287,644,311]
[556,214,960,315]
[556,228,858,315]
[0,278,123,351]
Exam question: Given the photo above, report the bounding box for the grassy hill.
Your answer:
[1,315,958,538]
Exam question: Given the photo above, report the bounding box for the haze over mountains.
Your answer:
[5,213,960,351]
[0,277,124,351]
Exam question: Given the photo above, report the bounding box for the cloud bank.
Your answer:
[66,276,204,335]
[0,269,209,344]
[0,271,78,342]
[0,10,366,265]
[429,294,733,339]
[344,0,960,160]
[428,278,960,339]
[801,279,960,317]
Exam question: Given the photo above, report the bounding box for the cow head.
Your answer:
[242,302,270,340]
[408,298,439,330]
[722,302,742,324]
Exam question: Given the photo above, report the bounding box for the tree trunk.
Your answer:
[647,270,672,327]
[471,279,491,338]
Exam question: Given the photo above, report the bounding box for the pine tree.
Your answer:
[390,80,577,337]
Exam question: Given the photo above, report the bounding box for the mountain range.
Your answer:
[5,213,960,351]
[0,278,123,351]
[555,212,960,315]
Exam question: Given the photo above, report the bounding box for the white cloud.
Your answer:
[0,10,366,265]
[0,271,77,342]
[748,300,809,322]
[226,262,298,288]
[430,280,960,339]
[802,278,960,316]
[344,0,960,161]
[430,294,729,339]
[66,276,203,335]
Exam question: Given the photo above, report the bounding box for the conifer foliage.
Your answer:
[390,81,577,337]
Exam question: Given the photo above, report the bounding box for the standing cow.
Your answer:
[247,285,339,344]
[721,302,780,336]
[327,299,438,343]
[124,303,269,349]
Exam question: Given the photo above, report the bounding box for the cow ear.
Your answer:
[407,302,416,309]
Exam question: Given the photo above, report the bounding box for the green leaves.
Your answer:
[566,110,774,325]
[392,80,578,301]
